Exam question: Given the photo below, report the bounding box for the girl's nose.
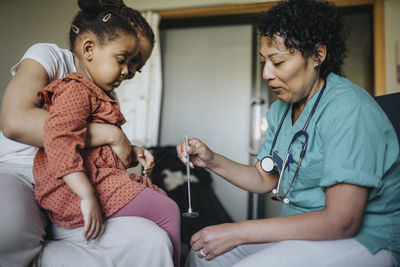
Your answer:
[121,64,129,80]
[121,64,129,76]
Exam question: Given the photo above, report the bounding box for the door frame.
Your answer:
[158,0,385,96]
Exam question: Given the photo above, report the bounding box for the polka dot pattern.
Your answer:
[33,73,158,229]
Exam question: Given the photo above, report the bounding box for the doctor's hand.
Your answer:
[132,146,155,176]
[176,138,214,169]
[190,223,241,260]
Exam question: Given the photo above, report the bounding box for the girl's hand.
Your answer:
[132,146,155,176]
[176,138,214,169]
[80,196,103,241]
[86,123,132,168]
[190,223,241,260]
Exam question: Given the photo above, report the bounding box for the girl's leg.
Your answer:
[111,188,181,267]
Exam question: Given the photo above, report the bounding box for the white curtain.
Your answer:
[115,11,162,147]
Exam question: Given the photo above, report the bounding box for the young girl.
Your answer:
[32,1,180,266]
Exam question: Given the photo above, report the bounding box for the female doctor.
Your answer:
[177,0,400,266]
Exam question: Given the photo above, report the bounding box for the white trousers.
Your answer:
[185,238,396,267]
[0,162,174,267]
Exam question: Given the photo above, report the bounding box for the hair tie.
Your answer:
[102,13,111,22]
[71,24,80,34]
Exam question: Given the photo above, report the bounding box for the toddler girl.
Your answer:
[32,1,180,266]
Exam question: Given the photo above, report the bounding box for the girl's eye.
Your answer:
[117,57,127,64]
[273,61,283,67]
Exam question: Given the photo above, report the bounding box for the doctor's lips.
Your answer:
[270,85,282,93]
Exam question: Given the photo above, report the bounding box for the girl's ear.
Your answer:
[82,39,95,61]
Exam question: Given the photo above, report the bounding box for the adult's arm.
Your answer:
[190,182,368,260]
[1,59,49,146]
[1,59,132,166]
[176,137,279,193]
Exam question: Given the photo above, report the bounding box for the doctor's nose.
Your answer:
[263,63,275,81]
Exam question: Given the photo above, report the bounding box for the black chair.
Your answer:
[374,92,400,142]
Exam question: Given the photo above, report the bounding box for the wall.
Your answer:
[0,1,78,109]
[159,24,253,221]
[124,0,271,11]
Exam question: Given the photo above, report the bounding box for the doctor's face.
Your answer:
[260,35,320,104]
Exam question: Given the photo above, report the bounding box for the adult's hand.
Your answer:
[86,123,132,167]
[190,223,241,260]
[176,138,214,169]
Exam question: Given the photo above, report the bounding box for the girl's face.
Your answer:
[259,35,322,105]
[126,32,153,79]
[88,33,139,92]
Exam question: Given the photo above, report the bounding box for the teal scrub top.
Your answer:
[257,73,400,263]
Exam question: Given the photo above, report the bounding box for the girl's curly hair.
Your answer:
[258,0,349,79]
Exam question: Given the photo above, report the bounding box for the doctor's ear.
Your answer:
[313,44,327,70]
[82,39,96,61]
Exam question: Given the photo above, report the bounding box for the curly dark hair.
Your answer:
[103,0,155,45]
[258,0,349,79]
[70,0,137,52]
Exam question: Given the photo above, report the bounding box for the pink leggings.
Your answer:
[111,188,181,267]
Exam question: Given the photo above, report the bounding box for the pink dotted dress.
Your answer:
[33,73,158,229]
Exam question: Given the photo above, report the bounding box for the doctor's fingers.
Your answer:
[190,226,217,250]
[191,239,221,261]
[176,137,200,157]
[187,138,208,154]
[190,231,202,248]
[176,142,193,167]
[176,142,186,160]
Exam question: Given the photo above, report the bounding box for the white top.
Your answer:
[0,43,75,168]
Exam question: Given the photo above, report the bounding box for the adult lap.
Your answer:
[185,239,395,267]
[0,163,45,267]
[0,163,174,267]
[43,217,174,267]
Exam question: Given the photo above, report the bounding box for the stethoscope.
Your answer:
[260,81,326,204]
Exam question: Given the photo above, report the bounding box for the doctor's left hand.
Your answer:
[190,223,241,260]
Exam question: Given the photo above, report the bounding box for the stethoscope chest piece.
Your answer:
[271,190,290,204]
[260,81,327,204]
[260,156,274,173]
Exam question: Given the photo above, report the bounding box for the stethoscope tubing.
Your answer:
[264,81,327,203]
